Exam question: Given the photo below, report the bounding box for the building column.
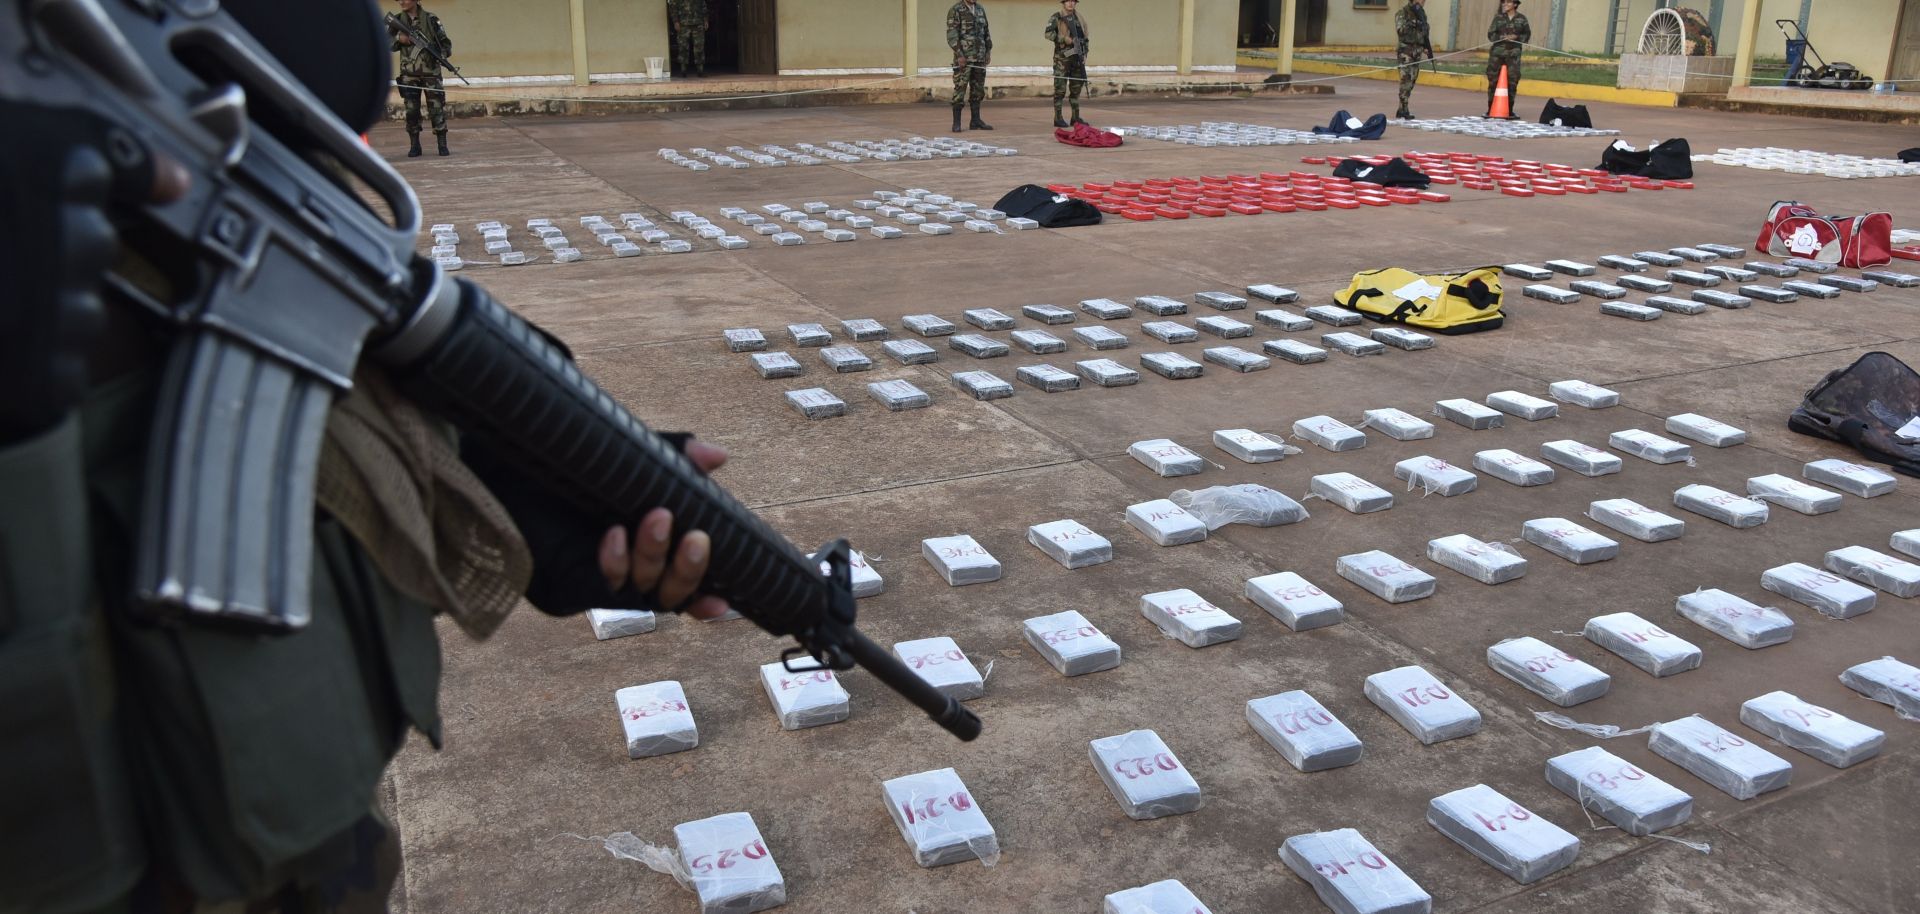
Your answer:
[903,0,918,77]
[1178,0,1195,75]
[568,0,589,86]
[1731,0,1761,88]
[1275,0,1297,76]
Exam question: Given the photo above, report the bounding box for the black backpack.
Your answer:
[1332,156,1431,188]
[1789,351,1920,478]
[1900,147,1919,163]
[1540,98,1592,128]
[992,184,1103,228]
[1598,138,1693,179]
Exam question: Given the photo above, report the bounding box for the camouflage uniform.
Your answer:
[1486,6,1530,113]
[1046,8,1090,126]
[669,0,709,77]
[947,0,993,129]
[391,5,452,151]
[1393,0,1430,118]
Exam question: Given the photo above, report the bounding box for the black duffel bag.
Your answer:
[993,184,1103,228]
[1332,156,1431,188]
[1598,137,1692,179]
[1540,98,1592,128]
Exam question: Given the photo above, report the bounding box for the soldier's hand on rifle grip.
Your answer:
[598,440,733,620]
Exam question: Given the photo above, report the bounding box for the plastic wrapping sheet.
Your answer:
[868,379,930,410]
[1571,280,1630,299]
[1740,690,1884,768]
[921,535,1001,586]
[1583,611,1701,677]
[882,768,998,867]
[1102,879,1214,914]
[1142,321,1199,344]
[1076,358,1139,387]
[1673,484,1768,528]
[1548,380,1619,408]
[1129,438,1205,477]
[962,308,1014,330]
[1011,330,1068,354]
[882,339,939,365]
[1781,280,1839,299]
[1803,459,1898,498]
[1312,473,1394,514]
[786,324,831,347]
[670,812,786,914]
[1305,305,1363,327]
[1295,416,1368,452]
[1338,550,1434,603]
[1139,588,1242,648]
[1427,784,1579,885]
[1668,269,1721,287]
[759,661,852,730]
[1266,339,1329,363]
[1746,474,1842,514]
[1246,571,1344,631]
[1523,284,1581,304]
[1073,326,1129,350]
[1196,291,1248,310]
[1027,519,1114,569]
[892,637,986,700]
[1649,715,1793,800]
[1090,729,1202,820]
[1017,364,1080,392]
[1762,562,1876,618]
[1522,517,1620,564]
[1893,529,1920,560]
[784,388,845,419]
[1705,265,1759,283]
[820,346,872,373]
[1126,499,1209,546]
[617,681,698,758]
[1633,250,1685,267]
[588,608,657,640]
[1394,457,1478,497]
[1487,637,1610,706]
[1541,439,1623,476]
[1248,283,1300,303]
[1546,259,1598,276]
[1610,429,1692,464]
[1197,316,1255,339]
[949,333,1010,358]
[1504,264,1553,281]
[724,329,768,352]
[1142,351,1205,379]
[1248,692,1364,772]
[1486,391,1558,421]
[1598,254,1650,272]
[1080,297,1132,319]
[1544,747,1693,836]
[1617,274,1674,294]
[1024,610,1123,676]
[1839,656,1920,719]
[1134,295,1188,316]
[1370,327,1434,351]
[1436,399,1504,429]
[1257,308,1315,331]
[1740,284,1798,303]
[1675,589,1794,648]
[951,370,1012,400]
[1588,498,1685,542]
[841,319,889,341]
[1174,484,1308,529]
[1366,665,1481,744]
[1473,449,1555,486]
[1022,304,1076,324]
[1361,408,1434,441]
[1213,429,1294,463]
[1427,535,1527,584]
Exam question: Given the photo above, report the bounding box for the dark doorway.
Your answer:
[739,0,778,74]
[1238,1,1327,48]
[704,0,742,74]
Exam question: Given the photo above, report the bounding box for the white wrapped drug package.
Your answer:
[1544,747,1692,836]
[1610,428,1692,464]
[1892,529,1920,560]
[1665,413,1747,447]
[1435,398,1503,429]
[1027,519,1113,569]
[891,636,985,701]
[1361,408,1435,441]
[1673,484,1768,528]
[1337,550,1434,603]
[1521,517,1619,564]
[758,661,851,731]
[1393,456,1477,497]
[1312,473,1394,514]
[616,681,698,758]
[1129,438,1205,477]
[1365,665,1481,744]
[1473,449,1555,487]
[881,767,998,867]
[1280,829,1430,914]
[1588,498,1685,542]
[1172,484,1308,529]
[1540,439,1622,477]
[1248,691,1364,772]
[1126,499,1208,546]
[1649,715,1792,800]
[1089,729,1202,820]
[921,534,1001,585]
[587,607,657,640]
[1486,637,1611,707]
[1583,611,1700,676]
[1838,656,1920,719]
[1824,545,1920,598]
[1102,880,1215,914]
[1761,562,1874,619]
[1740,690,1883,768]
[1246,571,1344,631]
[1746,474,1842,515]
[1674,589,1794,649]
[1486,390,1558,421]
[1426,784,1579,884]
[1426,534,1527,584]
[1213,428,1291,463]
[673,812,786,914]
[1548,379,1619,408]
[1139,588,1242,648]
[1023,610,1122,677]
[1803,459,1896,497]
[1294,415,1367,452]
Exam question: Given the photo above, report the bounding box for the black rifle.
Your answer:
[8,0,978,741]
[385,10,469,84]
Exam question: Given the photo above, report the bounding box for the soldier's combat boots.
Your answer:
[951,105,964,133]
[436,133,450,157]
[407,133,422,158]
[969,101,993,130]
[1053,103,1070,129]
[1071,104,1086,126]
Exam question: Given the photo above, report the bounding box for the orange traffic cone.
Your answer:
[1487,64,1514,119]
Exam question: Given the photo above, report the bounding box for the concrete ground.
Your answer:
[381,74,1920,914]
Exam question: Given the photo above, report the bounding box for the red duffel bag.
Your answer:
[1756,200,1893,267]
[1056,123,1123,148]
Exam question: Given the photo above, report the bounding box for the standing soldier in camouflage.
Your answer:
[1045,0,1090,128]
[1393,0,1430,120]
[391,0,453,157]
[1486,0,1530,114]
[948,0,993,132]
[670,0,710,79]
